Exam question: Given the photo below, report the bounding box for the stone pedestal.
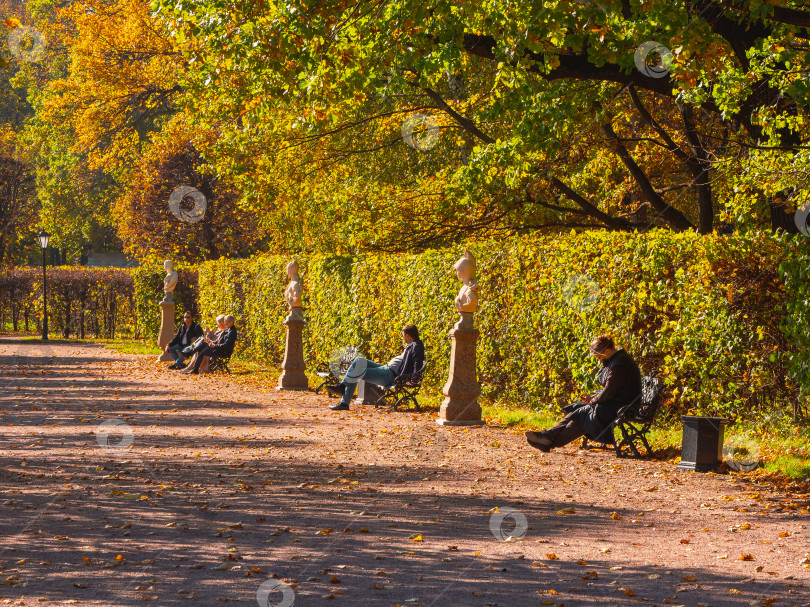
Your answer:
[277,309,308,390]
[156,301,176,362]
[354,380,384,406]
[437,324,484,426]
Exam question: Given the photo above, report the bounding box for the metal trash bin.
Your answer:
[676,416,729,472]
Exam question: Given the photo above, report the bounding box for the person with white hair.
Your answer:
[183,315,238,374]
[176,314,226,371]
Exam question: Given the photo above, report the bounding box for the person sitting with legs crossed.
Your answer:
[166,311,204,369]
[182,315,238,375]
[525,335,642,452]
[178,315,226,372]
[326,324,425,411]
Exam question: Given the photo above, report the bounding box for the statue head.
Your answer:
[163,260,174,272]
[453,249,476,282]
[286,260,300,278]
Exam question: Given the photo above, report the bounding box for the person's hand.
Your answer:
[583,394,591,404]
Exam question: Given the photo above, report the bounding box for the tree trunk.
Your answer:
[678,102,714,233]
[771,203,799,233]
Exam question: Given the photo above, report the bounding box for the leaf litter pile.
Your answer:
[0,338,807,606]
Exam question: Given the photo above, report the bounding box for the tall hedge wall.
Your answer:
[197,230,806,420]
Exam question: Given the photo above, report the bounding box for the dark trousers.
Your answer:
[542,411,587,448]
[192,346,217,371]
[170,343,188,363]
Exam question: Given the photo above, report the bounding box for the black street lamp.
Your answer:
[36,229,50,341]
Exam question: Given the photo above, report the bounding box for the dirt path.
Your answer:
[0,337,807,607]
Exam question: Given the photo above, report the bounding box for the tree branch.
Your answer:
[601,120,695,231]
[548,177,634,230]
[407,80,495,144]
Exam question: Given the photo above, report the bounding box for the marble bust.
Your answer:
[453,249,479,328]
[284,260,304,321]
[162,260,177,303]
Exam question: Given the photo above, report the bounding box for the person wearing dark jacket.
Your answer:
[166,311,204,369]
[176,315,226,371]
[184,315,238,374]
[525,335,642,452]
[326,324,425,411]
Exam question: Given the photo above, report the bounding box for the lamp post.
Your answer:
[36,229,50,341]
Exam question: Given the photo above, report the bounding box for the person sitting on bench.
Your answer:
[183,315,238,375]
[178,315,225,371]
[326,324,425,411]
[166,311,204,369]
[525,335,641,452]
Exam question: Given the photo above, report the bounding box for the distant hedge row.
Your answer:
[196,230,808,421]
[0,266,197,339]
[0,267,136,338]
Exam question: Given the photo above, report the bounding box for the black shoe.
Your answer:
[329,402,349,411]
[525,431,552,452]
[325,383,346,395]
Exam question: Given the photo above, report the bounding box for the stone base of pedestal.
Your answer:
[354,380,384,406]
[156,301,176,362]
[436,417,485,426]
[277,317,309,390]
[437,327,484,426]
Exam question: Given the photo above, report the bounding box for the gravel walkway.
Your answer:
[0,337,808,607]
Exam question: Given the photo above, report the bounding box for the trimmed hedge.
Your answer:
[0,265,199,339]
[0,267,135,338]
[197,230,804,420]
[2,230,804,421]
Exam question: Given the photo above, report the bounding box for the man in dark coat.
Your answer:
[326,324,425,411]
[166,311,204,369]
[525,335,642,452]
[185,315,238,374]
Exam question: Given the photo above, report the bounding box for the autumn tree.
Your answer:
[115,121,267,262]
[15,0,186,259]
[154,0,810,251]
[0,142,35,264]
